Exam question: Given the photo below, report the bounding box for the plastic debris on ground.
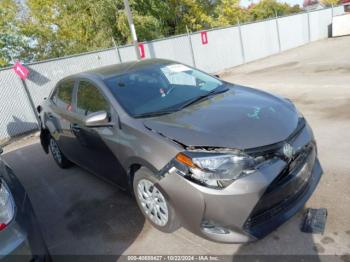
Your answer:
[301,208,328,234]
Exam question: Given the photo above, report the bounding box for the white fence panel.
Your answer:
[309,8,332,41]
[190,27,243,72]
[241,19,280,63]
[278,13,309,51]
[144,35,193,66]
[0,69,38,139]
[119,45,138,62]
[333,13,350,37]
[333,5,346,16]
[25,49,120,107]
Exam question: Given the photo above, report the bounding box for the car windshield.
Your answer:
[104,63,226,117]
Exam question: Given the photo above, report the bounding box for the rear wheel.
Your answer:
[133,167,180,233]
[49,137,73,169]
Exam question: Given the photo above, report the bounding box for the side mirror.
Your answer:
[0,146,3,155]
[85,111,113,128]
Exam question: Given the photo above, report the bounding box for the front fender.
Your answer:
[39,128,50,154]
[125,156,159,176]
[39,112,60,154]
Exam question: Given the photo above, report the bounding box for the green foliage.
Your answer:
[248,0,302,20]
[20,0,119,60]
[320,0,340,6]
[131,0,216,35]
[0,0,303,67]
[115,3,164,44]
[19,0,167,60]
[0,0,29,67]
[167,0,215,33]
[214,0,250,26]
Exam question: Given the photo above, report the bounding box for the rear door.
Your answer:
[70,79,128,188]
[48,79,77,160]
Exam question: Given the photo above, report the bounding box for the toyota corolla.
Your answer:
[37,59,323,243]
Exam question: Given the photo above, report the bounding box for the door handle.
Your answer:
[70,123,81,133]
[47,113,54,120]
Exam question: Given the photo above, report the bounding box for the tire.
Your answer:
[49,137,73,169]
[133,167,180,233]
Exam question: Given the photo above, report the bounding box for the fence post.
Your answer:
[20,78,40,126]
[186,26,196,67]
[275,12,282,52]
[307,10,311,42]
[331,4,334,18]
[237,19,246,64]
[112,38,122,63]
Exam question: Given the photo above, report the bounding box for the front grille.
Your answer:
[244,143,316,229]
[245,178,311,228]
[245,117,306,157]
[267,143,315,192]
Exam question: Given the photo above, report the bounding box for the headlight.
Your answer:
[0,180,15,231]
[175,152,258,188]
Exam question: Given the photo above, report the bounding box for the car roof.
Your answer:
[65,58,175,81]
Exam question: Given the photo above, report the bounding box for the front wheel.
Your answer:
[133,167,180,233]
[49,137,73,169]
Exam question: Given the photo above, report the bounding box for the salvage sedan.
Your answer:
[37,59,323,243]
[0,146,50,261]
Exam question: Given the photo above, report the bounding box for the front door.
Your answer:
[70,80,127,188]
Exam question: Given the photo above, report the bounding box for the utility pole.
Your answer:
[123,0,141,60]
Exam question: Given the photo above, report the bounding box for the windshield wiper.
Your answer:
[178,86,229,110]
[133,109,178,118]
[133,86,229,118]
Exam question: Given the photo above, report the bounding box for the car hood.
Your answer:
[143,85,299,149]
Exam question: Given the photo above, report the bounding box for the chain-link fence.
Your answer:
[0,4,348,143]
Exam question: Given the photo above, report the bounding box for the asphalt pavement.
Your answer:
[3,36,350,260]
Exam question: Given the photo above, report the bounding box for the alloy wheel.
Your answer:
[49,138,62,164]
[137,179,169,226]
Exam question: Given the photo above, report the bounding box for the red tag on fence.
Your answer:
[138,43,145,59]
[13,62,29,80]
[201,32,208,45]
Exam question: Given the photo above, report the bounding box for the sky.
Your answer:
[240,0,304,7]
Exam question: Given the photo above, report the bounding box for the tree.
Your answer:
[20,0,165,60]
[116,0,164,44]
[214,0,250,26]
[0,0,28,67]
[20,0,119,60]
[248,0,302,20]
[320,0,340,6]
[133,0,216,35]
[168,0,215,33]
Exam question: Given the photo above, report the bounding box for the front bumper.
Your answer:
[157,123,323,243]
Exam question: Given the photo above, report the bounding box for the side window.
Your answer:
[76,81,109,116]
[52,80,75,111]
